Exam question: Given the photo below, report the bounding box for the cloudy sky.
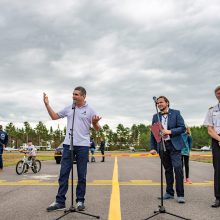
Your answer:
[0,0,220,130]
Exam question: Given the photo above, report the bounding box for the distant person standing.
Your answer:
[100,138,105,162]
[204,86,220,208]
[0,125,8,171]
[90,138,96,162]
[181,127,193,184]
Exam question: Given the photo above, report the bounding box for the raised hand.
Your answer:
[92,115,102,124]
[43,92,49,105]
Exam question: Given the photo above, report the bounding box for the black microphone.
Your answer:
[72,100,76,109]
[153,96,157,103]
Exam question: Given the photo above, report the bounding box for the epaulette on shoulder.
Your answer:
[209,106,213,110]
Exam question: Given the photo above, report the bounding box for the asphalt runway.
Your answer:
[0,154,218,220]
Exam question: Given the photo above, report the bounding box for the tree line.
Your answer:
[4,122,211,150]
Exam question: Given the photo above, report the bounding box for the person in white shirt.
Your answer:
[44,86,101,212]
[204,86,220,208]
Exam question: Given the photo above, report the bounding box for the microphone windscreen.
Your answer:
[72,100,76,109]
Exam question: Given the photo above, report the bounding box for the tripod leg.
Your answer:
[143,211,160,220]
[55,209,100,220]
[165,211,191,220]
[74,210,100,219]
[55,210,71,220]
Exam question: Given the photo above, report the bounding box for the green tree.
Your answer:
[24,121,34,143]
[35,121,49,146]
[116,124,130,150]
[53,126,64,148]
[191,126,211,148]
[130,124,139,147]
[5,122,16,147]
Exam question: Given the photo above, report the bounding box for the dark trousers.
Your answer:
[212,138,220,199]
[56,145,89,205]
[100,149,105,161]
[90,148,96,162]
[182,155,189,178]
[160,141,184,197]
[0,148,3,169]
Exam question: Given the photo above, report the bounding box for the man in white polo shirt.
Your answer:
[43,86,101,212]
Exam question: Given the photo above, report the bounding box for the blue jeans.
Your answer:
[0,148,3,169]
[56,145,89,205]
[159,141,184,197]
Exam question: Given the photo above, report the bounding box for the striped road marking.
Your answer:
[0,180,214,186]
[108,157,121,220]
[3,153,212,157]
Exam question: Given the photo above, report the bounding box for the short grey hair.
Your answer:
[74,86,86,97]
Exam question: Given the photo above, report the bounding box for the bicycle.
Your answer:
[16,152,41,175]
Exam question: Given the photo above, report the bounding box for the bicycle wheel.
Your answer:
[16,160,26,175]
[32,160,41,173]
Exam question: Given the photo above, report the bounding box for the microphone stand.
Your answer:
[56,102,100,220]
[143,97,190,220]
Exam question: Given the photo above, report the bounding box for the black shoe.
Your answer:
[76,201,85,211]
[211,199,220,208]
[47,202,66,212]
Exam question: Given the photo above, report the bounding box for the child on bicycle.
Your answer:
[20,140,37,171]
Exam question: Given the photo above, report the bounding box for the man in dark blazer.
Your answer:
[150,96,186,203]
[0,125,8,171]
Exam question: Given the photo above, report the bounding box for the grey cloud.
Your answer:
[0,0,220,128]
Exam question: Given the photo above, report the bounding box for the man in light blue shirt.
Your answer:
[44,86,101,212]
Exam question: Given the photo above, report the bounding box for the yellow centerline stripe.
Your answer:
[108,157,121,220]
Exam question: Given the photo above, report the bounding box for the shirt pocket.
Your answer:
[213,112,220,126]
[79,113,89,121]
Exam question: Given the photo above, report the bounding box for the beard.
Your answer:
[158,106,166,111]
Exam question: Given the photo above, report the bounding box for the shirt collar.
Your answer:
[76,101,88,109]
